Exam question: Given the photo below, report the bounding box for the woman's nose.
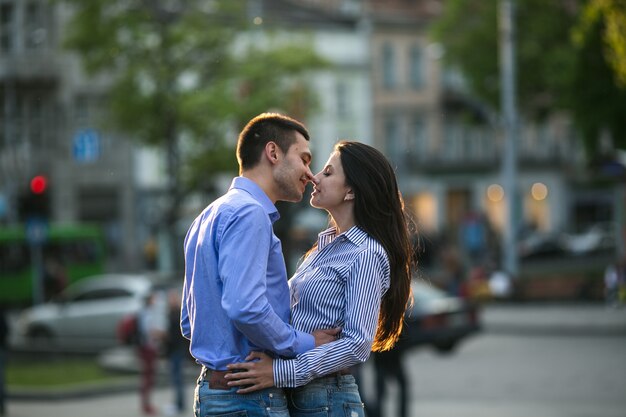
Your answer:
[311,172,323,185]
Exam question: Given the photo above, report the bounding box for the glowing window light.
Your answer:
[487,184,504,202]
[531,182,548,201]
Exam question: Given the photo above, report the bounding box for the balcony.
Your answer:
[404,122,582,174]
[0,50,61,82]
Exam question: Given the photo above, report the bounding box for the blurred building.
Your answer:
[0,0,613,274]
[0,0,139,270]
[296,0,598,255]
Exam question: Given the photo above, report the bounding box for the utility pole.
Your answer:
[499,0,519,277]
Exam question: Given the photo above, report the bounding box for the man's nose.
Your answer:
[306,167,318,184]
[309,171,322,185]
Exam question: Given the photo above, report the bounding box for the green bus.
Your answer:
[0,223,105,306]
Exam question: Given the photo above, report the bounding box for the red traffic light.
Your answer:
[30,175,48,194]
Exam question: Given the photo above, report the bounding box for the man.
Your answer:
[181,113,338,416]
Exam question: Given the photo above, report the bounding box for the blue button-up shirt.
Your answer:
[274,225,390,387]
[181,177,314,370]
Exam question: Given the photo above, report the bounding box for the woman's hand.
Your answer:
[225,351,275,393]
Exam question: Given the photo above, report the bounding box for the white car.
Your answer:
[12,273,171,353]
[560,222,615,255]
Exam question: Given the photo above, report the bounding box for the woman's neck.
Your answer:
[330,209,355,235]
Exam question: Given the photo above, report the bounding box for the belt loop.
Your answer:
[336,371,342,388]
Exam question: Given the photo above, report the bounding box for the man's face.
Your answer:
[273,132,314,202]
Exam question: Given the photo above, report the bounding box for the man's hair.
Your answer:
[236,113,310,172]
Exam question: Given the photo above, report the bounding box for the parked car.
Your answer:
[517,231,565,259]
[398,280,481,354]
[560,222,615,255]
[11,273,175,352]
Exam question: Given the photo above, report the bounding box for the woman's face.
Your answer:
[310,151,352,211]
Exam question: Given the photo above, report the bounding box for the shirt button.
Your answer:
[269,393,273,398]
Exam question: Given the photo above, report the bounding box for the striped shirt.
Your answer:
[273,225,390,387]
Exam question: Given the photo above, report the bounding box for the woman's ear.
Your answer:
[344,190,355,201]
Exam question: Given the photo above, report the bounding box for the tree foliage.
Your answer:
[62,0,326,194]
[431,0,626,157]
[575,0,626,88]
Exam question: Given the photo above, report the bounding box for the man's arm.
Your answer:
[218,205,314,357]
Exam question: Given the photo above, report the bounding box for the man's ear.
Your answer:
[264,141,280,165]
[344,189,355,201]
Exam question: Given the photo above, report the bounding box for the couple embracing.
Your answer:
[181,113,415,416]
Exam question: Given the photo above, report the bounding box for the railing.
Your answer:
[402,121,583,172]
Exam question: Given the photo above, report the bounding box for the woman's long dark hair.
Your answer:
[336,141,414,351]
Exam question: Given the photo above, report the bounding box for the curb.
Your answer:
[9,377,139,401]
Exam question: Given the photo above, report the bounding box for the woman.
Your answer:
[226,141,414,416]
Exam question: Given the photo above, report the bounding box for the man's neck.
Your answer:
[241,169,276,203]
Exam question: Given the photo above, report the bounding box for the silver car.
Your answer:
[11,273,168,353]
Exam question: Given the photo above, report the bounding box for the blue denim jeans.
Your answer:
[194,373,289,417]
[169,349,185,412]
[287,374,365,417]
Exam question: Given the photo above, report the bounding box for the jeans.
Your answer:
[194,373,289,417]
[169,349,185,412]
[138,345,158,413]
[287,374,365,417]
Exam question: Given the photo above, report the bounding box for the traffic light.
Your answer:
[18,175,51,221]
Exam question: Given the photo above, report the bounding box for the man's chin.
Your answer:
[280,194,303,203]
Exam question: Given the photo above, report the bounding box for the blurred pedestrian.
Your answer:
[436,245,466,297]
[460,210,488,267]
[0,306,8,416]
[371,346,408,417]
[164,288,188,415]
[137,290,166,415]
[43,256,68,301]
[604,255,626,308]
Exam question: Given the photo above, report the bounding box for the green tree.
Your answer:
[431,0,626,157]
[576,0,626,88]
[62,0,325,267]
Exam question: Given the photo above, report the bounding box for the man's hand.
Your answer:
[312,327,341,347]
[225,351,274,394]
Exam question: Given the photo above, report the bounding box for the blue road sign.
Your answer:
[73,129,101,163]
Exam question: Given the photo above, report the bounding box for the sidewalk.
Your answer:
[482,302,626,336]
[8,302,626,402]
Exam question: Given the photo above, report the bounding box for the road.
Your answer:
[6,303,626,417]
[359,332,626,417]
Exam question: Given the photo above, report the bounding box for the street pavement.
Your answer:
[6,302,626,417]
[481,302,626,336]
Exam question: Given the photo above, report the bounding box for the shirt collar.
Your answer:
[317,225,368,250]
[230,177,280,223]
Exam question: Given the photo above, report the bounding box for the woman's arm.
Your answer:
[228,249,390,391]
[225,351,275,393]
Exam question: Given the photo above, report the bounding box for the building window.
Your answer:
[384,115,402,163]
[25,1,48,49]
[382,43,396,89]
[0,3,15,53]
[410,44,424,89]
[336,80,350,118]
[410,114,427,157]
